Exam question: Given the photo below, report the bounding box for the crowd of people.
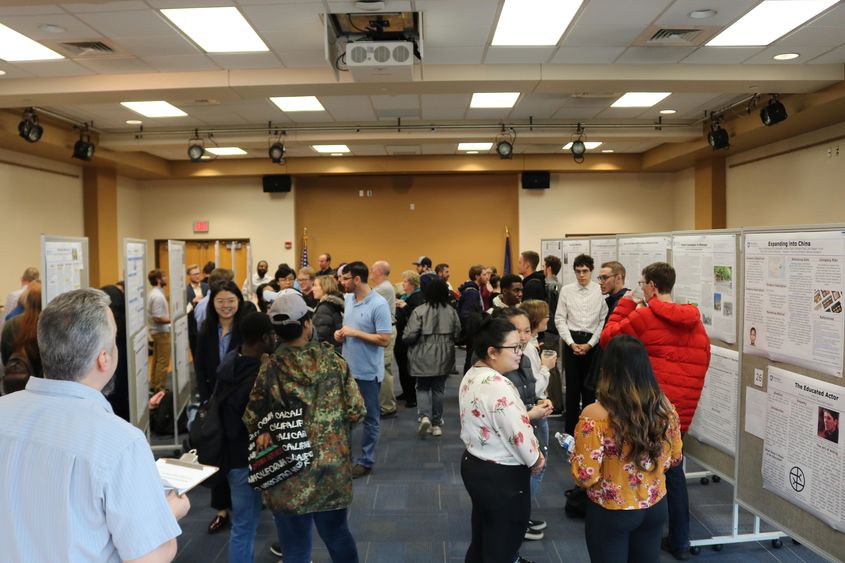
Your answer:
[0,248,711,563]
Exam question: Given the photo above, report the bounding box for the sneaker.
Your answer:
[351,464,372,479]
[523,528,544,541]
[516,555,535,562]
[661,537,691,561]
[527,519,546,531]
[431,426,442,437]
[380,409,398,418]
[417,416,431,438]
[269,542,282,557]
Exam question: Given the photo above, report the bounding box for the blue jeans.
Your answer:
[353,378,380,467]
[530,418,549,498]
[665,460,690,549]
[274,508,359,563]
[227,467,263,563]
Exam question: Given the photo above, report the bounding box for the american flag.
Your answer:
[300,229,309,267]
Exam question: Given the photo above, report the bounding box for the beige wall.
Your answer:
[727,122,845,228]
[136,177,296,281]
[519,172,682,252]
[673,167,695,231]
[115,175,144,282]
[0,149,84,302]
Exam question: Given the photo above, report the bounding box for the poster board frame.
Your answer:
[167,240,191,426]
[123,238,149,431]
[40,234,89,308]
[615,232,672,294]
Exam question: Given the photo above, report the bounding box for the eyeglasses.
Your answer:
[497,345,523,354]
[597,274,616,281]
[638,281,646,286]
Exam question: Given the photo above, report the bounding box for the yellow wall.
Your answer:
[115,175,144,283]
[0,149,84,301]
[673,167,696,231]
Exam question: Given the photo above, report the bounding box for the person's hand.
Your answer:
[527,401,552,420]
[624,290,635,300]
[530,452,546,476]
[396,300,407,309]
[581,343,592,353]
[148,390,166,409]
[166,491,191,521]
[192,294,202,304]
[540,351,557,370]
[333,328,346,342]
[256,432,271,450]
[569,342,580,353]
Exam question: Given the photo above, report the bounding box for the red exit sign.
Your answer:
[193,220,209,233]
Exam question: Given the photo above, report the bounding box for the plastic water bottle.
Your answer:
[555,431,575,453]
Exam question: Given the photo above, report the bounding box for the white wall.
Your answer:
[673,167,695,231]
[0,149,83,302]
[727,122,845,228]
[116,175,144,279]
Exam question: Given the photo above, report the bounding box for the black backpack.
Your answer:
[188,382,240,487]
[545,282,560,335]
[149,389,189,436]
[2,352,33,394]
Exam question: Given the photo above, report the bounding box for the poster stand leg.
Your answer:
[684,458,721,485]
[689,502,787,553]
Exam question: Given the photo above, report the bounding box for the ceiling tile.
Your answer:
[326,0,412,13]
[681,47,761,64]
[344,144,386,156]
[616,46,697,64]
[320,96,377,122]
[76,9,176,37]
[744,44,838,65]
[420,46,484,65]
[207,52,283,69]
[62,2,150,13]
[417,0,498,47]
[420,94,471,119]
[110,35,200,57]
[549,46,626,64]
[230,100,293,123]
[551,106,606,120]
[0,14,102,41]
[76,57,157,74]
[653,0,758,27]
[147,0,235,8]
[484,47,555,64]
[508,94,566,119]
[141,54,220,71]
[777,26,845,48]
[16,60,94,77]
[240,3,323,33]
[0,5,66,16]
[809,2,845,28]
[261,31,325,54]
[0,64,35,78]
[370,94,419,110]
[465,108,513,120]
[279,50,328,68]
[563,0,675,47]
[809,44,845,64]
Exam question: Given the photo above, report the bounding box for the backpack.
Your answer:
[456,287,482,345]
[545,282,560,335]
[149,389,189,436]
[2,352,33,394]
[188,382,241,487]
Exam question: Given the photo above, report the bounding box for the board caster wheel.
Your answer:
[700,477,709,485]
[690,546,701,556]
[712,544,723,552]
[772,539,783,549]
[712,475,721,483]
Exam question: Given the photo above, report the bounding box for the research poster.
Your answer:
[744,231,845,377]
[560,239,591,287]
[132,329,149,426]
[124,241,146,337]
[762,366,844,531]
[590,238,618,273]
[541,239,563,284]
[43,240,85,305]
[688,346,739,456]
[617,236,670,290]
[173,315,191,399]
[672,234,738,343]
[167,241,187,316]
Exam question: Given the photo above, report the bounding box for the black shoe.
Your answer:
[405,401,417,408]
[395,394,408,401]
[351,464,372,479]
[527,519,547,532]
[661,537,691,561]
[269,542,282,557]
[516,556,534,563]
[207,513,229,534]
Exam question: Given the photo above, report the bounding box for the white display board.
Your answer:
[124,239,147,337]
[123,238,149,431]
[41,235,89,306]
[589,237,618,272]
[688,345,740,456]
[763,366,844,532]
[131,329,149,429]
[617,235,670,289]
[559,239,591,287]
[167,240,186,316]
[673,233,738,344]
[173,315,191,406]
[743,231,845,377]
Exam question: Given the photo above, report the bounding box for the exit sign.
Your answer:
[193,220,209,233]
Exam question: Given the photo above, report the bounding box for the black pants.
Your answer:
[393,339,416,402]
[461,451,530,563]
[585,497,667,563]
[564,331,597,434]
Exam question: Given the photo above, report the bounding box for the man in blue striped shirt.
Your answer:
[0,289,190,562]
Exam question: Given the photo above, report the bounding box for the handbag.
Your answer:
[247,392,314,491]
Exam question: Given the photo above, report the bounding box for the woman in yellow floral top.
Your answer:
[570,335,683,562]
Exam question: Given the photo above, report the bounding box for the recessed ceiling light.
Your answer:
[601,149,615,153]
[688,9,717,19]
[160,7,268,53]
[270,96,325,112]
[707,0,837,47]
[125,119,143,125]
[466,151,479,154]
[470,92,521,109]
[121,101,187,118]
[205,147,247,156]
[612,92,671,108]
[492,0,583,46]
[563,141,603,150]
[330,153,344,157]
[458,142,493,151]
[773,52,800,61]
[659,109,677,115]
[38,23,67,33]
[0,22,64,61]
[0,70,6,76]
[312,144,350,153]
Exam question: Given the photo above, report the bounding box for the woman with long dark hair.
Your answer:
[571,335,683,562]
[100,284,130,420]
[403,278,461,438]
[1,282,42,392]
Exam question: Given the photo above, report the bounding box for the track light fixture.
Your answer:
[269,141,285,164]
[72,126,95,161]
[760,95,787,126]
[187,130,205,162]
[570,123,586,164]
[18,108,43,143]
[707,116,730,151]
[494,126,516,160]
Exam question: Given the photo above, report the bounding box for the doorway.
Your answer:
[155,239,250,289]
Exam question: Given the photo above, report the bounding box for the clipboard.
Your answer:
[156,450,218,495]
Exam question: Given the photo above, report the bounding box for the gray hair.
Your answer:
[373,260,391,277]
[37,289,114,381]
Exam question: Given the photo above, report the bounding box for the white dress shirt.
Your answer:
[554,281,608,348]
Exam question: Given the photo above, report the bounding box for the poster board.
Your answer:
[167,240,191,421]
[589,237,618,271]
[736,226,845,562]
[616,234,671,292]
[40,235,89,307]
[559,238,591,287]
[124,238,149,431]
[540,238,564,286]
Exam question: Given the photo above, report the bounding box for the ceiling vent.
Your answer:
[634,26,720,47]
[59,41,117,57]
[346,41,414,82]
[650,28,701,43]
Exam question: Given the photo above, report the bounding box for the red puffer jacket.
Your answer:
[600,297,711,432]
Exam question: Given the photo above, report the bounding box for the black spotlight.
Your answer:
[187,142,205,162]
[707,124,730,150]
[72,130,95,161]
[570,139,586,163]
[760,97,787,126]
[496,140,513,160]
[269,142,286,163]
[18,108,43,143]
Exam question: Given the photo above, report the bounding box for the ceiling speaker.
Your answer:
[263,174,292,193]
[521,171,550,190]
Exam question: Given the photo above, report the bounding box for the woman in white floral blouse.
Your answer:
[459,317,545,563]
[570,335,683,562]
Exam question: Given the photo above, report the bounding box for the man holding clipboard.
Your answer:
[0,289,191,562]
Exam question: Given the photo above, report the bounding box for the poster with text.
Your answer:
[590,238,618,275]
[167,241,186,316]
[617,236,670,291]
[762,366,844,531]
[541,239,562,279]
[44,240,84,305]
[132,329,149,426]
[560,239,591,287]
[744,231,845,377]
[124,241,146,337]
[173,315,191,399]
[673,234,737,343]
[688,346,739,456]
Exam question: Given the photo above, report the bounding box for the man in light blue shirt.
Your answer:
[0,289,190,563]
[335,261,392,478]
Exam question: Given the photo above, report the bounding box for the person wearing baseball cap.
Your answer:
[413,256,437,290]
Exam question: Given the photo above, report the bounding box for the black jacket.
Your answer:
[216,348,262,469]
[196,318,243,402]
[522,271,547,302]
[396,290,424,336]
[313,293,345,352]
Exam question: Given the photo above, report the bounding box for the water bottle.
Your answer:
[555,431,575,453]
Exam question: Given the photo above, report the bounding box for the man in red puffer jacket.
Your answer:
[600,261,710,561]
